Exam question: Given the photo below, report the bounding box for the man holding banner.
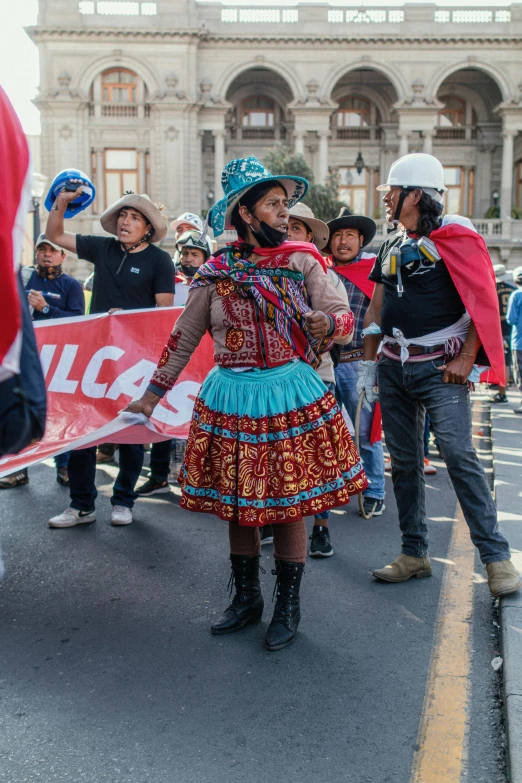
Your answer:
[44,186,174,528]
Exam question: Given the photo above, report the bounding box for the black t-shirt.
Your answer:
[369,234,466,339]
[497,280,516,338]
[76,235,175,314]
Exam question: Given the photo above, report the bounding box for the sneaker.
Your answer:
[489,392,508,403]
[56,467,69,486]
[0,469,29,489]
[260,525,274,546]
[49,507,96,528]
[384,456,392,472]
[111,505,132,526]
[423,458,437,475]
[135,477,170,497]
[514,407,522,415]
[359,497,385,517]
[309,525,334,557]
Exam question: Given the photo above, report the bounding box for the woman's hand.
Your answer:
[123,390,161,419]
[304,311,330,339]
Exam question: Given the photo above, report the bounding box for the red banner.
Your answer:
[0,308,214,477]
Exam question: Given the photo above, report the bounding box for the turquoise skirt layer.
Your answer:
[198,361,328,419]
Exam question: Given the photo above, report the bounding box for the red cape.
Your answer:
[428,224,505,385]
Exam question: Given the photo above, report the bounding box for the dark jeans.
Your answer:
[54,451,70,470]
[68,444,145,511]
[378,355,510,564]
[149,439,172,481]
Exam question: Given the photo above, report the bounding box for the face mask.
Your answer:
[251,220,288,248]
[36,264,63,280]
[181,264,200,279]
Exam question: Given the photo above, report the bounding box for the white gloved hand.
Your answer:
[356,360,379,412]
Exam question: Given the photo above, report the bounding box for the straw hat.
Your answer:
[287,202,329,250]
[100,194,168,243]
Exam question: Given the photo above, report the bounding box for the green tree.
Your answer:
[263,145,348,223]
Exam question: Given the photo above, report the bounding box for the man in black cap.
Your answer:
[326,208,386,517]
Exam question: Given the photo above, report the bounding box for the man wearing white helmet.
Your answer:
[507,266,522,414]
[361,153,520,598]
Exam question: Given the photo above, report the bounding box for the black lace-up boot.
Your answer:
[265,560,304,651]
[211,555,264,635]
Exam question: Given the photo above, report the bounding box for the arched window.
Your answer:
[102,69,138,103]
[241,96,275,128]
[437,97,466,127]
[337,97,371,128]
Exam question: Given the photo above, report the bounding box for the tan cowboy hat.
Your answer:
[100,194,168,243]
[287,202,329,250]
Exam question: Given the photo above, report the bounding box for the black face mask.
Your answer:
[181,264,200,279]
[251,221,288,248]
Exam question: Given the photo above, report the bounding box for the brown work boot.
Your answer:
[372,553,432,583]
[486,560,521,598]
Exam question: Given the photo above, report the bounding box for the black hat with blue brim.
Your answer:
[208,156,308,237]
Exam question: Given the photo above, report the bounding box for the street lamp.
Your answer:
[30,173,48,244]
[492,189,500,208]
[206,188,215,206]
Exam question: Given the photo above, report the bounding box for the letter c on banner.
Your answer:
[152,381,201,428]
[81,346,125,398]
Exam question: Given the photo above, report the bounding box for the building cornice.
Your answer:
[26,25,522,46]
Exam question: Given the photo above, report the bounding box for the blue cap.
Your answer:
[44,169,96,218]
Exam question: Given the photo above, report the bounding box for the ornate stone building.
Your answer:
[30,0,522,275]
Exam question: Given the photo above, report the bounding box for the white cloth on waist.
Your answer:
[383,312,471,364]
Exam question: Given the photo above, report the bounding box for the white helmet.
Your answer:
[377,153,447,198]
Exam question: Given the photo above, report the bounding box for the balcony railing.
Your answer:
[435,127,477,141]
[228,125,287,141]
[333,127,382,142]
[373,219,521,243]
[88,103,151,118]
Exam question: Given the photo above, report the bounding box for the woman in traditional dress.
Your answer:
[125,157,367,650]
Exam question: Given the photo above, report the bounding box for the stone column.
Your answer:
[95,148,104,212]
[367,166,375,218]
[138,149,147,193]
[422,130,434,155]
[462,166,470,216]
[398,131,409,157]
[501,130,515,219]
[294,131,305,156]
[318,132,329,184]
[93,74,102,119]
[213,130,226,201]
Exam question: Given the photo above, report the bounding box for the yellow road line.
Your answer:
[410,502,476,783]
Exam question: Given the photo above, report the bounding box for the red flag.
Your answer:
[0,87,31,382]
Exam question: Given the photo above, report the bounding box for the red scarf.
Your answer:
[330,254,377,299]
[230,240,329,273]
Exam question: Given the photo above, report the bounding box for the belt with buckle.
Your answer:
[339,347,364,363]
[383,343,445,358]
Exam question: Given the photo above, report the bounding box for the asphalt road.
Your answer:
[0,448,507,783]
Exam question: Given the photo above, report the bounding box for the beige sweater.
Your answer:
[149,250,354,395]
[317,267,352,385]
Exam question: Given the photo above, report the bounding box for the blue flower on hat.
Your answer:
[208,156,308,237]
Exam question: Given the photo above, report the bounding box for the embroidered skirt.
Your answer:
[179,360,367,526]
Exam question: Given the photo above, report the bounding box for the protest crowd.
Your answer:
[2,82,522,652]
